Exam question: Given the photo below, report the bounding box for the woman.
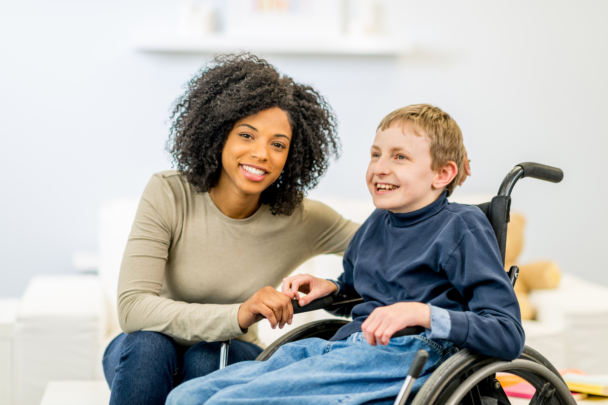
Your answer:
[101,54,360,405]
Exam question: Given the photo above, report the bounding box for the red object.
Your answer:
[504,382,536,399]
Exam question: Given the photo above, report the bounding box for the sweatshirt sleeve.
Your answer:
[117,174,245,343]
[442,226,525,360]
[302,199,359,256]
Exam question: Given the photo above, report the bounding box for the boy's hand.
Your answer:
[361,302,431,346]
[281,274,338,307]
[238,286,294,331]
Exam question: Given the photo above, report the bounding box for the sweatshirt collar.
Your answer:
[387,191,449,227]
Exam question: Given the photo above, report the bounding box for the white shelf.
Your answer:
[133,34,412,56]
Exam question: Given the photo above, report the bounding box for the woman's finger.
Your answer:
[256,303,278,328]
[280,294,293,328]
[270,292,288,329]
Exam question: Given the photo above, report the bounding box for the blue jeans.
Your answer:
[102,331,263,405]
[166,332,457,405]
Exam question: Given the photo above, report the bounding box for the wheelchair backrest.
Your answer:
[476,196,511,267]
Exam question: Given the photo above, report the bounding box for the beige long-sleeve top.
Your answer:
[117,171,359,347]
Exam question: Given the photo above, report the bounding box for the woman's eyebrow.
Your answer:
[238,123,258,131]
[274,134,290,140]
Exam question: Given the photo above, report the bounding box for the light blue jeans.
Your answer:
[166,332,457,405]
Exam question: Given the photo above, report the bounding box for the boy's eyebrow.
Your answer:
[371,145,410,153]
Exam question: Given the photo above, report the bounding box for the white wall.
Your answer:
[1,0,607,297]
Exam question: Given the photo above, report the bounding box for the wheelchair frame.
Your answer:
[221,162,571,405]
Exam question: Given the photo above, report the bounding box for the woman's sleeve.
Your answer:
[116,174,245,343]
[302,199,360,256]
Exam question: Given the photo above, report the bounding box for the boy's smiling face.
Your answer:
[366,121,443,213]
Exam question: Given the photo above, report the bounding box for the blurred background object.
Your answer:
[2,2,608,402]
[1,0,607,296]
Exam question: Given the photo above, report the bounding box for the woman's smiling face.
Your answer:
[218,107,292,197]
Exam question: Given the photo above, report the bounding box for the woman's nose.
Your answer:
[250,142,268,161]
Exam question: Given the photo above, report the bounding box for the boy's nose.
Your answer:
[374,157,391,176]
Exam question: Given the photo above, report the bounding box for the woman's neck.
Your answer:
[209,183,261,219]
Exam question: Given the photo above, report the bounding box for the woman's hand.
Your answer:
[238,286,294,331]
[361,302,431,346]
[281,274,338,306]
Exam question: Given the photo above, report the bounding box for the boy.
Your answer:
[167,104,524,405]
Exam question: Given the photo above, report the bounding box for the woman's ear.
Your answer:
[432,161,458,190]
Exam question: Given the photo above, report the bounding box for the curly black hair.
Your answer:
[167,53,340,216]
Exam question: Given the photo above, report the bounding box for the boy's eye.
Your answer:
[396,155,406,160]
[371,153,380,158]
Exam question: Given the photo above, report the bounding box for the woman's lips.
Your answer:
[240,164,268,182]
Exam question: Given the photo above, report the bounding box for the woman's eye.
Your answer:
[240,133,253,139]
[272,142,286,149]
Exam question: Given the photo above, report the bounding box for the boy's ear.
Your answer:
[432,161,458,190]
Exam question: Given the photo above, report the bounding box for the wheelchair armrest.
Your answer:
[291,296,425,337]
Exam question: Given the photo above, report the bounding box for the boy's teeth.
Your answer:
[242,165,265,176]
[377,184,397,190]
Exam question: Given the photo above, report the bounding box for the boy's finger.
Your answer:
[290,280,302,295]
[362,318,381,344]
[382,324,400,345]
[374,321,390,346]
[281,278,291,293]
[364,329,377,346]
[299,288,320,306]
[379,320,396,345]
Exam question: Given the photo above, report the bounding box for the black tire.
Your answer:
[256,319,349,361]
[411,345,569,405]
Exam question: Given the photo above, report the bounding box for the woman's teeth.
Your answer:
[377,184,398,191]
[242,165,266,176]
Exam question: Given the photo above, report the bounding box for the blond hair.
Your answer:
[377,104,465,196]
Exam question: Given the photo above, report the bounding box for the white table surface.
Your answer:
[38,381,608,405]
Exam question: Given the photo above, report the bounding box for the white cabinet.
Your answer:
[0,300,20,405]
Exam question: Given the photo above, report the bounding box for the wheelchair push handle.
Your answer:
[498,162,564,196]
[291,295,333,314]
[518,162,564,183]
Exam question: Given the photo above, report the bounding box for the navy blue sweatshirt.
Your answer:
[331,192,525,360]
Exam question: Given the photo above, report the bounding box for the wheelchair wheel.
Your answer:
[411,346,575,405]
[256,319,349,361]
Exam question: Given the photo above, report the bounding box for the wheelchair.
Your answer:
[221,162,572,405]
